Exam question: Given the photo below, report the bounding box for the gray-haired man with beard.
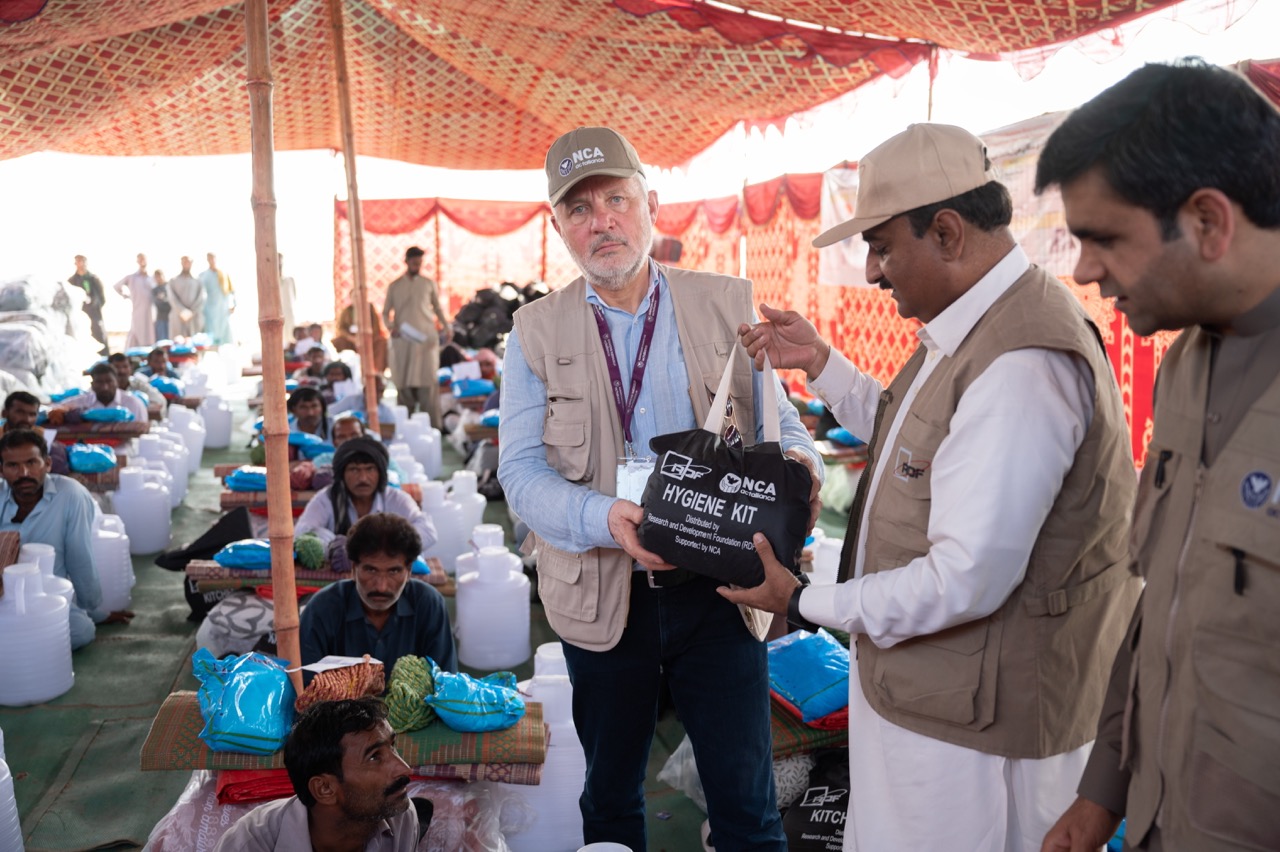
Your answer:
[498,126,821,851]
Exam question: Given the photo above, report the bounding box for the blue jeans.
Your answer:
[561,572,784,852]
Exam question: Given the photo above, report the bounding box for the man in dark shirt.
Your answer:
[69,254,108,355]
[300,512,455,683]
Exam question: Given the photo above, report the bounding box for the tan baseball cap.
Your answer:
[546,127,645,206]
[814,123,998,248]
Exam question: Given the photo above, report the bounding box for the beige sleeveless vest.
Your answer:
[854,265,1140,758]
[510,264,761,651]
[1122,325,1280,850]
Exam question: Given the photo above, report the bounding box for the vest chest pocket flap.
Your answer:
[543,384,590,482]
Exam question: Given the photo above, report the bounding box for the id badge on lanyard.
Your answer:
[616,454,655,504]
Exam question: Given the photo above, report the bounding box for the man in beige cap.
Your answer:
[722,123,1139,851]
[498,126,821,851]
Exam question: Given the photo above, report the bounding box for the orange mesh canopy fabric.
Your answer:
[0,0,1181,167]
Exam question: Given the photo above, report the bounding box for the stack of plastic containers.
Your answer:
[111,466,170,554]
[420,481,468,573]
[200,394,234,449]
[504,673,586,852]
[0,564,74,706]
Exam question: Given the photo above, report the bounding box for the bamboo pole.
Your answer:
[327,0,380,435]
[245,0,303,695]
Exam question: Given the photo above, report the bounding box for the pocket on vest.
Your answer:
[871,617,997,729]
[1187,627,1280,850]
[536,545,600,623]
[542,385,591,482]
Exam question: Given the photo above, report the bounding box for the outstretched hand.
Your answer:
[607,499,676,573]
[737,303,831,379]
[101,609,135,626]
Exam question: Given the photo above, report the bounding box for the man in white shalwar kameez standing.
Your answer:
[113,253,154,349]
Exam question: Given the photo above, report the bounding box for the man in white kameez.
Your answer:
[167,255,205,339]
[113,253,154,349]
[723,124,1140,852]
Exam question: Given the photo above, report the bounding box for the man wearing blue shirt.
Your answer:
[498,126,821,851]
[299,512,455,683]
[0,429,134,648]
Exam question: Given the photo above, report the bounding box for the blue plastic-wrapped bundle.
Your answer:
[150,375,185,397]
[67,442,118,473]
[824,427,865,448]
[451,378,495,399]
[424,663,525,732]
[192,649,296,754]
[767,629,850,723]
[225,466,269,492]
[287,431,335,460]
[212,539,274,570]
[81,406,135,422]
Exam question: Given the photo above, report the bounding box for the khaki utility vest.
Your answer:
[1122,326,1280,850]
[511,264,761,651]
[852,265,1140,758]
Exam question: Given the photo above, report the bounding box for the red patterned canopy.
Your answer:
[0,0,1180,167]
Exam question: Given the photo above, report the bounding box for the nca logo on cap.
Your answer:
[559,146,605,176]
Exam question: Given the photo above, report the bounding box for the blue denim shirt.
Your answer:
[500,262,821,555]
[0,473,102,620]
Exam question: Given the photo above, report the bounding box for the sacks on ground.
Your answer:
[196,590,276,657]
[67,442,117,473]
[767,629,850,724]
[424,665,525,733]
[192,648,296,755]
[638,350,811,587]
[782,748,849,851]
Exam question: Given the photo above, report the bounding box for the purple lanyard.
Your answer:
[591,284,661,451]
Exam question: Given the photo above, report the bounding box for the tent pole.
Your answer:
[245,0,302,695]
[327,0,381,435]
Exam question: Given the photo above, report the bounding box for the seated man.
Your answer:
[212,697,425,851]
[300,512,456,678]
[108,352,166,407]
[295,437,433,547]
[2,391,70,474]
[294,322,338,360]
[333,301,388,375]
[330,413,367,449]
[0,429,133,648]
[290,346,328,387]
[53,362,149,422]
[329,374,396,428]
[287,386,332,442]
[136,347,179,379]
[322,361,355,404]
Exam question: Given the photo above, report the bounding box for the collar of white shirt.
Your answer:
[918,245,1031,357]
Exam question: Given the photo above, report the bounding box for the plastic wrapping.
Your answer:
[150,375,185,397]
[192,649,296,755]
[451,378,495,398]
[425,666,525,733]
[224,466,268,492]
[767,630,850,723]
[81,406,135,422]
[287,431,334,460]
[212,539,274,570]
[67,442,118,473]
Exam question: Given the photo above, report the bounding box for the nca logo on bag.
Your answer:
[719,472,777,501]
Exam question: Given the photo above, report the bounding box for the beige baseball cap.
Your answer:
[546,127,645,206]
[814,123,998,248]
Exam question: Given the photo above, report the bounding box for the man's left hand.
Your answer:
[717,533,799,616]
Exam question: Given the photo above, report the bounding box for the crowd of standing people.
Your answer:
[69,251,236,352]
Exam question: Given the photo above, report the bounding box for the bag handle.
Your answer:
[701,345,782,443]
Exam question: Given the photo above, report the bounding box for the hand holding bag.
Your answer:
[637,348,812,587]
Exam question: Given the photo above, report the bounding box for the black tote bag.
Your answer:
[637,348,812,587]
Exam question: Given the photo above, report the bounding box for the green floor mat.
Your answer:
[21,718,192,851]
